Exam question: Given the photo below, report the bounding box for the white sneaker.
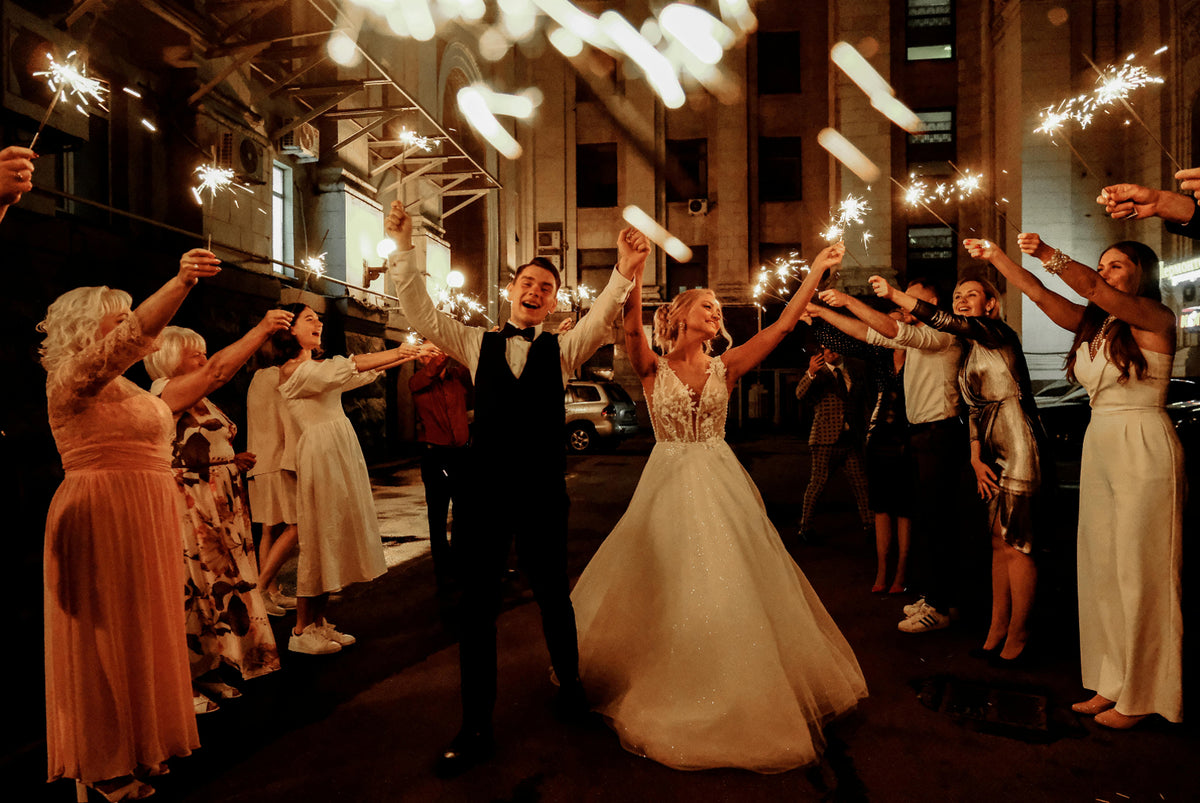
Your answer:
[902,597,927,618]
[262,594,286,617]
[898,606,951,633]
[272,589,298,610]
[288,623,342,655]
[317,621,356,646]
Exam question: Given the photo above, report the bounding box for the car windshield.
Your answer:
[603,383,633,404]
[1166,379,1200,405]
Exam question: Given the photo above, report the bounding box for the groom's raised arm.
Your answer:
[385,202,483,374]
[559,227,649,374]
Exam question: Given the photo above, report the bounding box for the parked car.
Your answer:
[565,380,640,452]
[1037,377,1200,459]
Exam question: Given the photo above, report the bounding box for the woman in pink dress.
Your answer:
[41,249,220,801]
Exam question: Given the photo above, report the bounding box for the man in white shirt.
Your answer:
[384,201,650,777]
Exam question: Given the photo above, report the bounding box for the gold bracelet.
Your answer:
[1041,248,1072,276]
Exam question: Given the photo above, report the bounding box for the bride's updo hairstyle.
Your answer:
[653,288,733,355]
[37,285,134,374]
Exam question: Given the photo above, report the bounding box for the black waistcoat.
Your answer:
[472,331,566,477]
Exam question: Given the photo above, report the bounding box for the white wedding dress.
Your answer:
[572,356,867,773]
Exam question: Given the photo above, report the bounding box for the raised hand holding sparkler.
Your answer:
[1095,182,1196,224]
[1175,167,1200,204]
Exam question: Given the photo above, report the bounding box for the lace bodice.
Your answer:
[46,315,173,473]
[1074,343,1171,412]
[650,356,729,443]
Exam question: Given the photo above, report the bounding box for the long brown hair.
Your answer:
[1064,241,1161,384]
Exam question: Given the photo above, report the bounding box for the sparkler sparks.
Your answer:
[436,285,490,324]
[752,251,809,306]
[399,128,434,151]
[191,163,238,204]
[823,194,871,245]
[557,284,595,308]
[1033,56,1164,138]
[302,252,327,278]
[29,51,109,149]
[33,53,108,110]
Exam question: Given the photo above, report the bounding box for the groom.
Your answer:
[385,202,650,777]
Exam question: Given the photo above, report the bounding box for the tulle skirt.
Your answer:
[572,439,867,773]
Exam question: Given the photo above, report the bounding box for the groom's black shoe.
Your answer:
[551,679,594,724]
[433,729,495,779]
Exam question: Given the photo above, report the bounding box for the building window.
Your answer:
[271,161,294,275]
[906,225,955,284]
[907,109,956,170]
[758,137,803,202]
[757,31,803,94]
[666,246,707,297]
[906,0,953,61]
[577,248,619,295]
[577,143,618,208]
[666,138,708,202]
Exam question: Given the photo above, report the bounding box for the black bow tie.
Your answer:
[502,323,536,341]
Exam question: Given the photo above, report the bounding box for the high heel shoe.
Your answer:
[988,647,1034,670]
[887,583,907,594]
[1071,694,1115,716]
[968,644,1003,661]
[871,582,887,593]
[1094,709,1146,729]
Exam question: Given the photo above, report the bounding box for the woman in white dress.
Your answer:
[967,235,1182,729]
[272,304,420,654]
[247,358,301,616]
[571,241,868,773]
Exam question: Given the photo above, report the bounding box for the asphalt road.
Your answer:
[10,432,1199,802]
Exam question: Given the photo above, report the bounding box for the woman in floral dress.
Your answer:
[145,315,292,710]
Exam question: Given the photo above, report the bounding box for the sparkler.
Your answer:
[892,175,959,236]
[29,52,109,149]
[752,251,809,307]
[1033,52,1176,171]
[436,286,491,324]
[557,284,595,308]
[399,128,434,152]
[1082,52,1180,171]
[191,163,238,203]
[302,252,327,279]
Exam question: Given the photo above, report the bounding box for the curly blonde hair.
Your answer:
[144,326,206,380]
[37,286,133,374]
[653,288,732,354]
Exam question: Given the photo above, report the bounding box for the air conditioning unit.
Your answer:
[687,198,709,216]
[537,230,562,250]
[216,129,268,184]
[278,121,320,162]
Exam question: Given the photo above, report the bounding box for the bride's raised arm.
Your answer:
[722,242,845,385]
[622,230,657,383]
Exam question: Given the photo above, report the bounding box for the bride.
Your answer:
[571,241,867,773]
